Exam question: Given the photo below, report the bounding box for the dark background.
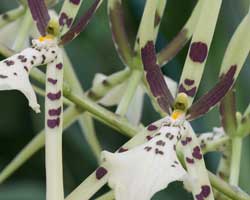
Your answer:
[0,0,249,199]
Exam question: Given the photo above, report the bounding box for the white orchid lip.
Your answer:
[0,37,59,113]
[102,117,188,200]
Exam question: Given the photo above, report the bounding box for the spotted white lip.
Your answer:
[102,119,187,200]
[0,38,59,113]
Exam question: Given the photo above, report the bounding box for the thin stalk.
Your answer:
[229,137,242,185]
[0,106,80,183]
[229,106,243,186]
[0,6,25,28]
[115,70,142,116]
[12,9,33,51]
[208,171,250,200]
[63,50,102,160]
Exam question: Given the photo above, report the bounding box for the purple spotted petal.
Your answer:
[27,0,50,36]
[187,65,237,121]
[59,0,102,45]
[219,89,237,135]
[141,41,174,114]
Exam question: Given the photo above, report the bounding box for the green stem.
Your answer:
[229,137,242,185]
[0,6,25,28]
[115,70,142,116]
[209,171,249,200]
[12,9,33,51]
[229,110,243,186]
[63,50,102,160]
[0,106,81,183]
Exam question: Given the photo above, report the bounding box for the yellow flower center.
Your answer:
[171,110,184,120]
[38,35,54,42]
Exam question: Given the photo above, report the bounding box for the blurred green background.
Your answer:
[0,0,249,199]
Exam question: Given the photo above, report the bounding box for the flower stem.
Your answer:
[0,6,25,28]
[63,50,102,160]
[229,137,242,185]
[0,106,80,183]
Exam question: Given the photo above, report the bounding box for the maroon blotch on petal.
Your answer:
[118,147,128,153]
[47,91,62,100]
[195,194,203,200]
[147,124,158,131]
[192,146,203,160]
[47,118,60,128]
[141,41,174,114]
[27,0,50,36]
[96,167,108,180]
[70,0,81,5]
[48,107,62,116]
[201,185,211,197]
[60,0,101,45]
[146,135,153,141]
[178,84,197,97]
[59,12,73,28]
[186,157,194,164]
[189,42,208,63]
[56,63,63,69]
[187,65,237,120]
[184,78,195,86]
[48,78,58,84]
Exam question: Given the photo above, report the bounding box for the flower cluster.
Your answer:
[0,1,250,200]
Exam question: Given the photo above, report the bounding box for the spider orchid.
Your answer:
[100,1,250,200]
[0,0,102,200]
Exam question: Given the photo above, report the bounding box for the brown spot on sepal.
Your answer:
[154,11,161,27]
[187,65,237,120]
[178,84,197,97]
[189,42,208,63]
[96,167,108,180]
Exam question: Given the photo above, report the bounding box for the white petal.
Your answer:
[95,73,127,106]
[0,39,58,113]
[163,76,177,97]
[103,123,187,200]
[0,19,22,47]
[126,85,144,125]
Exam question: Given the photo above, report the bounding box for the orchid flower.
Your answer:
[102,114,189,200]
[0,0,103,200]
[100,0,250,199]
